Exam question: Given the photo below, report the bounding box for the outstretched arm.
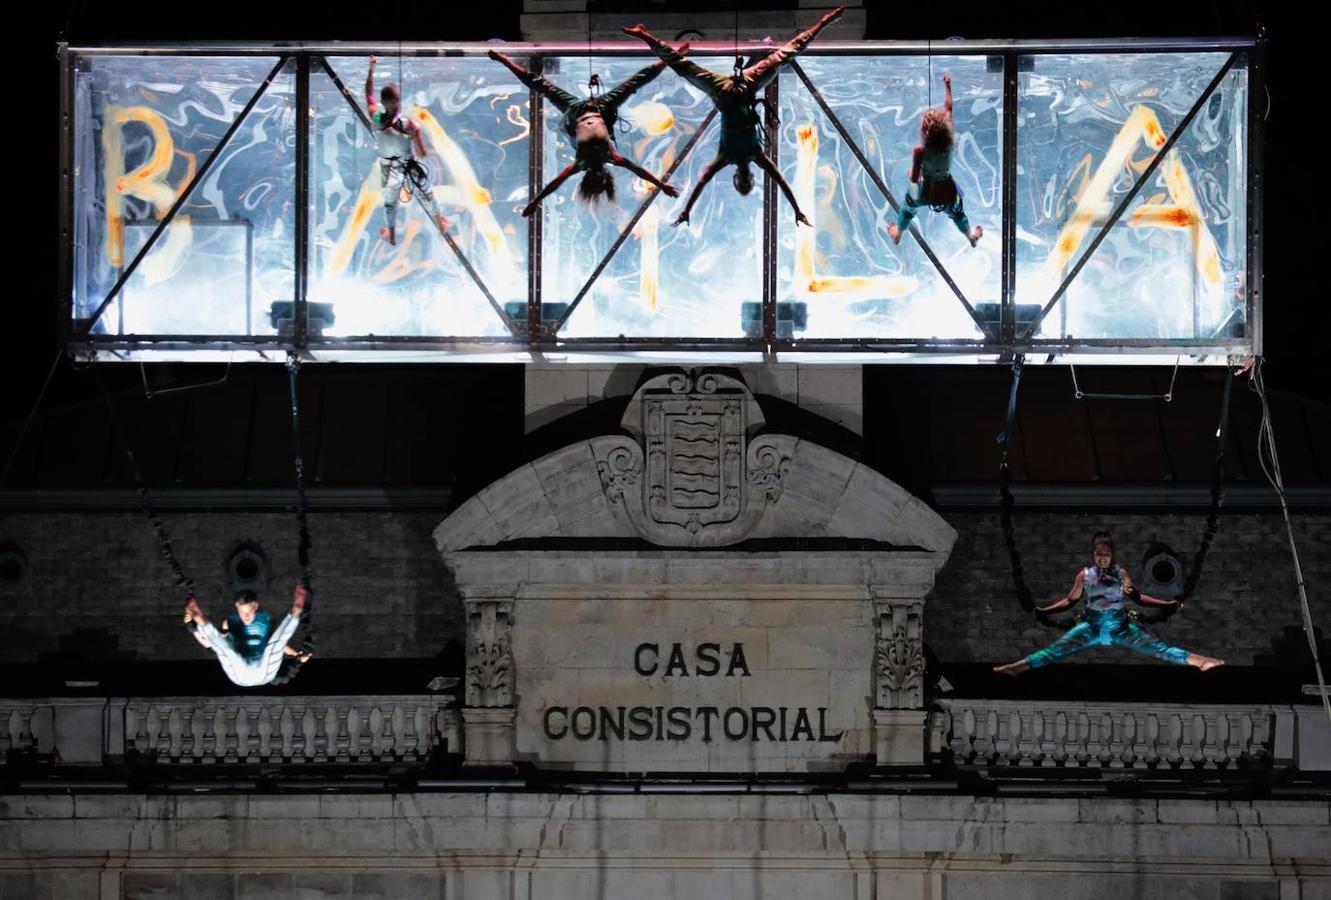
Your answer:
[522,162,581,217]
[184,597,213,647]
[608,150,679,198]
[741,6,845,90]
[366,55,378,117]
[488,50,581,113]
[1122,567,1179,608]
[1038,569,1086,614]
[672,154,729,226]
[942,72,954,123]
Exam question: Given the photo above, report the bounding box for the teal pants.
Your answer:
[894,177,972,237]
[1026,608,1191,668]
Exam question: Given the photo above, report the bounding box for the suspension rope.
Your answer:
[1136,365,1233,624]
[996,356,1038,617]
[1250,359,1330,725]
[285,353,313,589]
[284,352,316,664]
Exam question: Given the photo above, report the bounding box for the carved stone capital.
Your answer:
[465,599,513,709]
[874,599,924,710]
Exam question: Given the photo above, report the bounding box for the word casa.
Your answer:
[633,642,751,678]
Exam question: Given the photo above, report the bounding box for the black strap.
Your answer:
[996,356,1032,613]
[997,357,1076,630]
[286,354,315,659]
[93,365,196,601]
[1136,365,1233,624]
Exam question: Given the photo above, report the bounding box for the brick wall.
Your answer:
[926,512,1331,666]
[0,511,460,664]
[1,509,1326,667]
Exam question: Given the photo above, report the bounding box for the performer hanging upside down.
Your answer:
[623,6,844,228]
[366,56,451,246]
[184,586,311,688]
[887,72,983,248]
[489,50,682,216]
[993,532,1224,676]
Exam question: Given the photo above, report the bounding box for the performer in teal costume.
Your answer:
[994,532,1225,675]
[887,72,984,248]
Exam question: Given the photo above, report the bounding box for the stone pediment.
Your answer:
[434,370,955,554]
[435,369,955,773]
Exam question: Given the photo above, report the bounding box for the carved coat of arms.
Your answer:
[592,371,793,547]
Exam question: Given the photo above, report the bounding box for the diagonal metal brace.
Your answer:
[317,56,374,133]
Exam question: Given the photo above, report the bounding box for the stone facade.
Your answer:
[4,793,1328,899]
[437,371,954,771]
[1,365,1328,899]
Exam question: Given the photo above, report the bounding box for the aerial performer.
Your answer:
[184,586,311,687]
[993,532,1225,676]
[366,55,452,245]
[622,6,845,227]
[488,49,683,216]
[886,72,984,248]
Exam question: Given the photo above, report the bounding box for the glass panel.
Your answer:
[540,56,760,338]
[311,56,529,337]
[72,55,293,336]
[1015,52,1247,340]
[778,54,1003,340]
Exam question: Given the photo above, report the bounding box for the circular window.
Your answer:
[0,544,27,588]
[1141,543,1184,598]
[227,542,268,594]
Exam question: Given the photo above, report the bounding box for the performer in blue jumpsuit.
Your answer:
[994,532,1225,675]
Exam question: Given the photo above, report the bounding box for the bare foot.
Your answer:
[292,585,308,618]
[622,24,649,38]
[435,214,452,232]
[1198,656,1225,672]
[661,184,679,199]
[969,225,983,248]
[796,212,812,228]
[886,222,902,245]
[673,213,690,228]
[184,598,203,626]
[993,660,1029,677]
[522,202,539,218]
[379,226,396,246]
